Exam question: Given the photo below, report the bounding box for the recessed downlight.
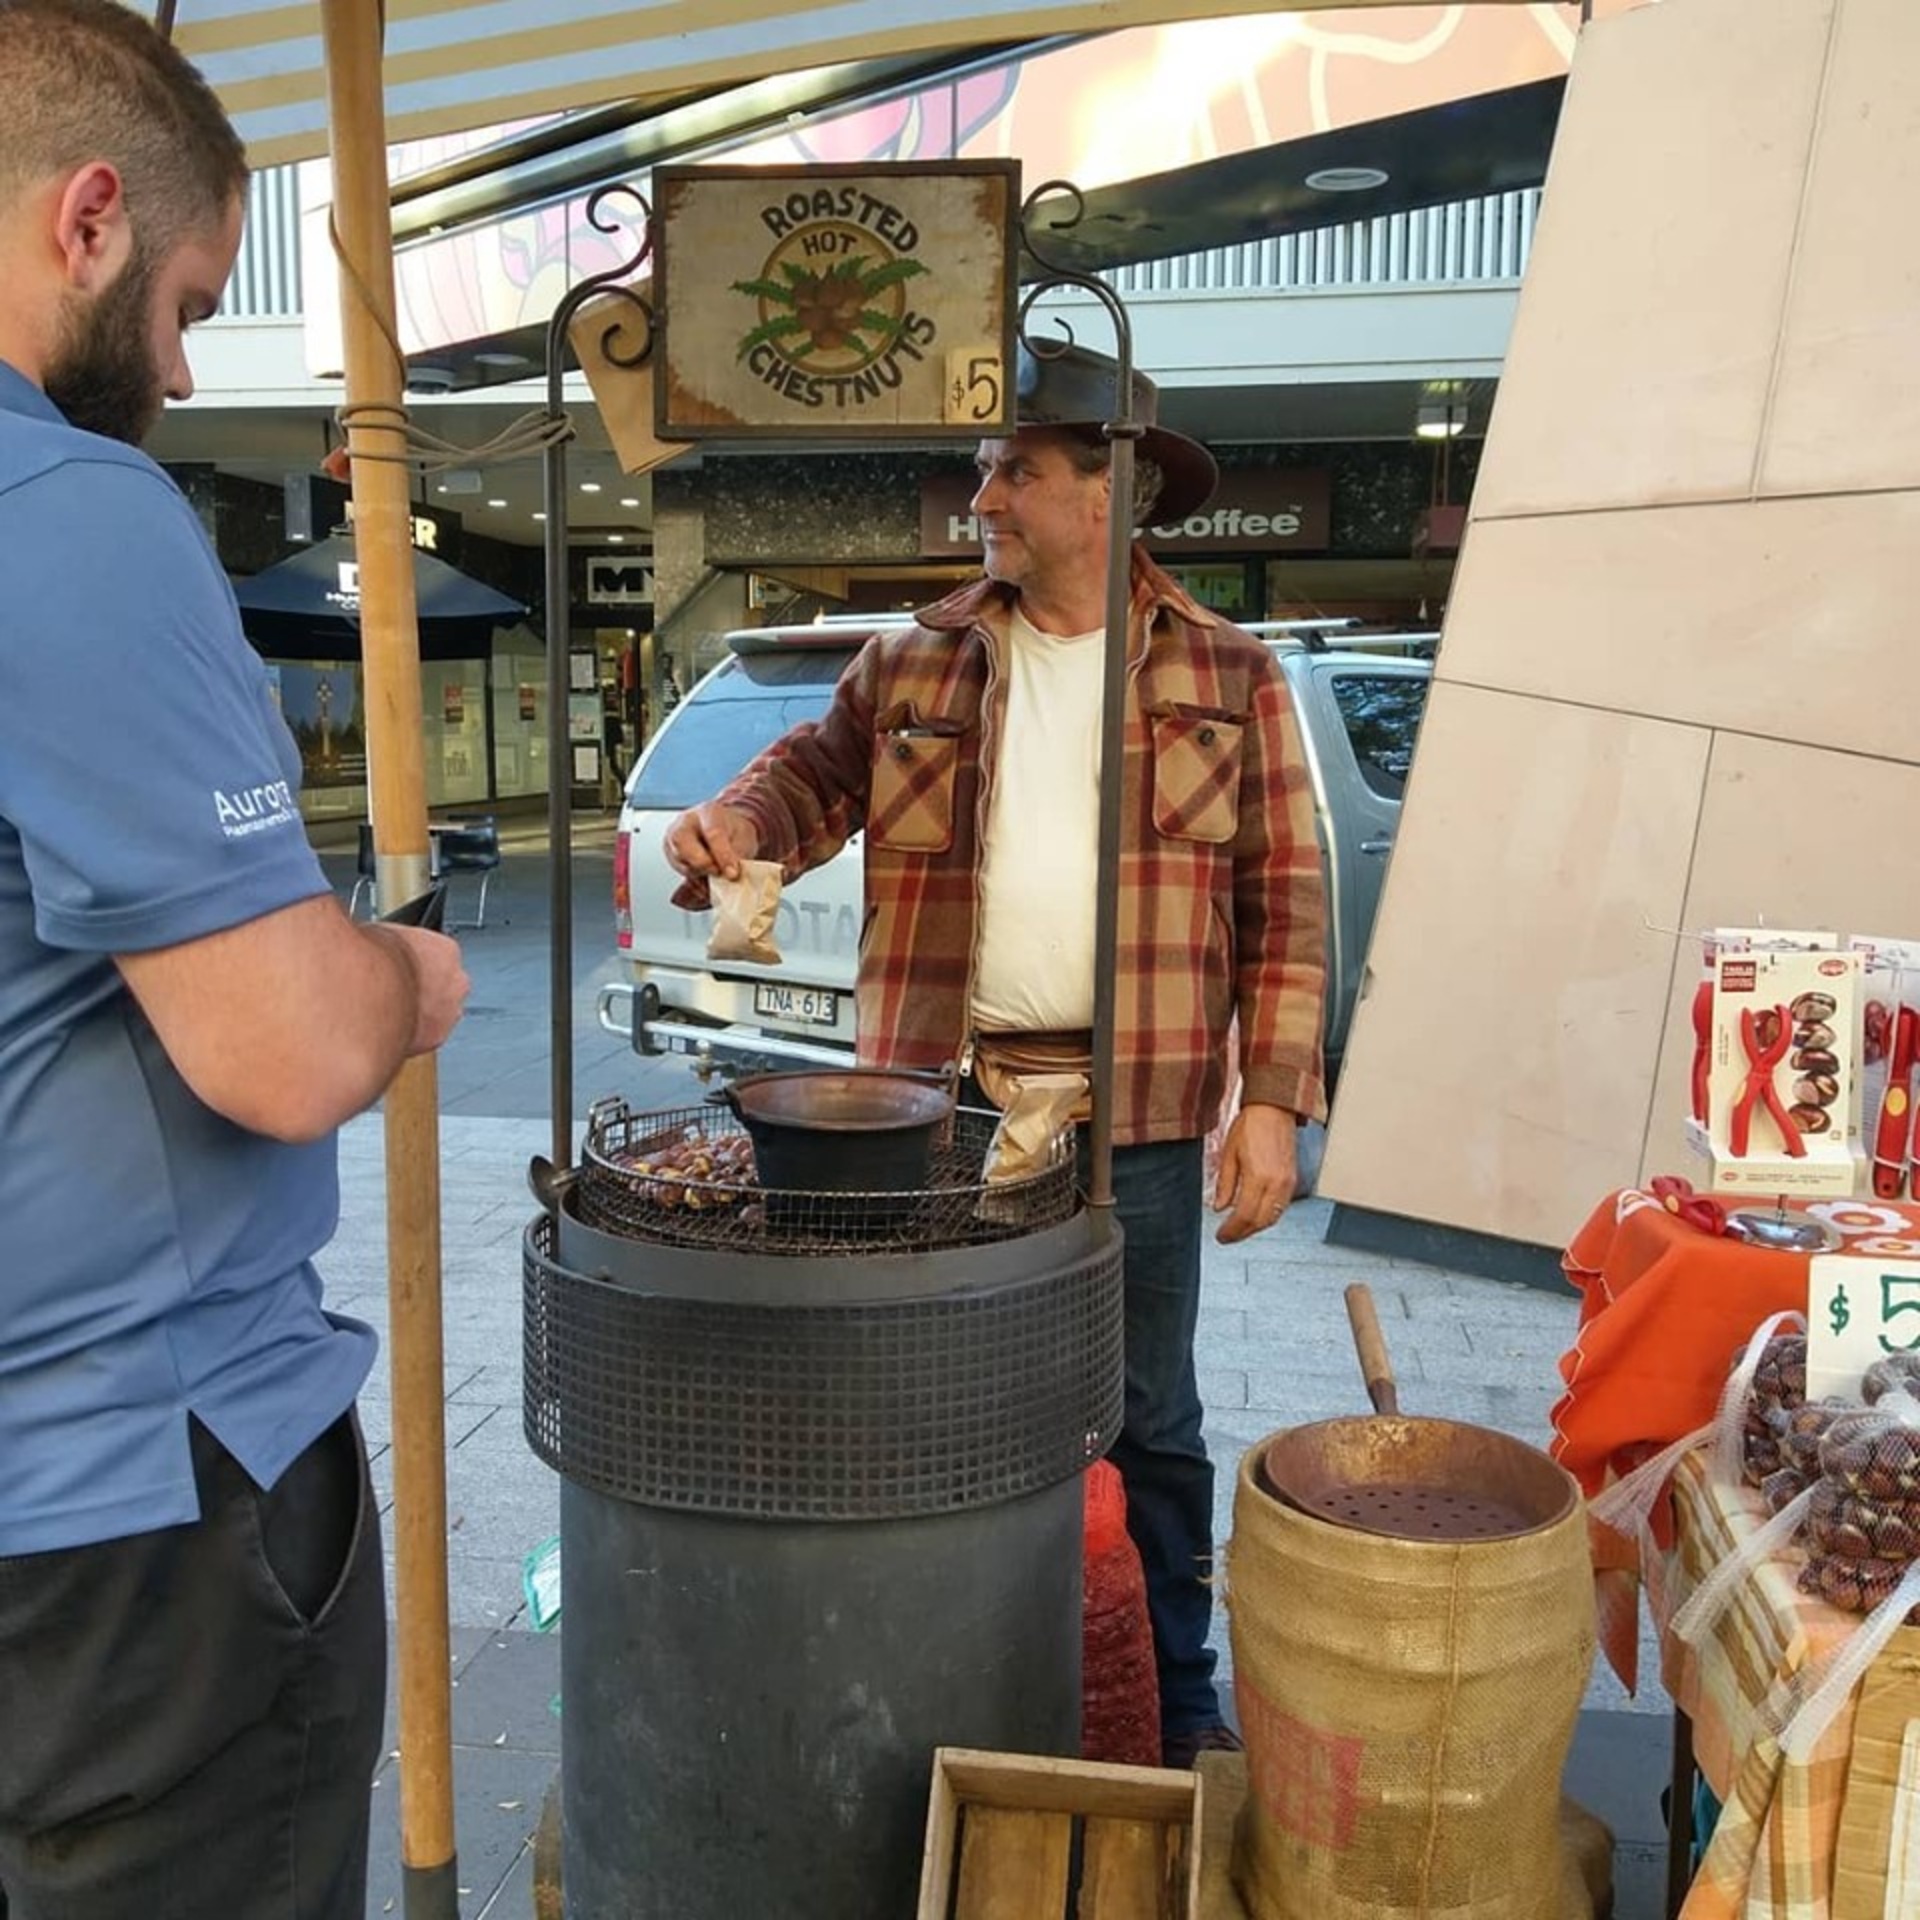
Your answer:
[1304,165,1389,193]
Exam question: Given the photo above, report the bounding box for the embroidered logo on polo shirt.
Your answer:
[214,780,298,839]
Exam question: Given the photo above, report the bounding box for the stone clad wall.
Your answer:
[1321,0,1920,1251]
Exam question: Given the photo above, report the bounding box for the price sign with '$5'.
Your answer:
[1807,1255,1920,1401]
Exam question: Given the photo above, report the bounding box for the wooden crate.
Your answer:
[917,1749,1202,1920]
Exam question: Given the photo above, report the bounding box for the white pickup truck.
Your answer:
[599,618,1432,1085]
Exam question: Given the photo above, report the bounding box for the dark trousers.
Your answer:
[1090,1136,1223,1738]
[0,1414,385,1920]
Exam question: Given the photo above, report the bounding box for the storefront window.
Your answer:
[1157,561,1255,617]
[422,658,489,809]
[491,627,550,800]
[268,657,369,821]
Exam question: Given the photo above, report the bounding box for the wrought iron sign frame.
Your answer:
[537,176,1141,1216]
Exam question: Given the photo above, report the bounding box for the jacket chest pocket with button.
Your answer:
[1147,705,1245,844]
[868,714,967,852]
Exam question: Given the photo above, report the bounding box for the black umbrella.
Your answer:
[232,532,527,661]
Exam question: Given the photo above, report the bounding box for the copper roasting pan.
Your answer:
[1258,1285,1578,1542]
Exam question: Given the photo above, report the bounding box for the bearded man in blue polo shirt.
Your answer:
[0,5,471,1916]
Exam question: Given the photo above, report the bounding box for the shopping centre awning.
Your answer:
[169,0,1543,170]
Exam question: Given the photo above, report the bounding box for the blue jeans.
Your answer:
[1085,1135,1221,1737]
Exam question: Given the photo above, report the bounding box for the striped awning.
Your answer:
[170,1,1539,170]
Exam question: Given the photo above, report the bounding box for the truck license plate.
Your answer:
[753,984,839,1026]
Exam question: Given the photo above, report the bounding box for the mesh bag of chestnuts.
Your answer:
[1774,1387,1920,1765]
[1798,1389,1920,1613]
[1715,1323,1827,1499]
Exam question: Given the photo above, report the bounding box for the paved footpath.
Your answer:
[315,825,1677,1916]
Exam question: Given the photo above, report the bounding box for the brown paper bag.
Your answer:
[982,1072,1086,1184]
[707,860,784,965]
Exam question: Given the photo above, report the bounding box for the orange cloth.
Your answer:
[1552,1189,1920,1500]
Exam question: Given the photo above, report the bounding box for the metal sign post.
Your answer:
[1016,181,1141,1229]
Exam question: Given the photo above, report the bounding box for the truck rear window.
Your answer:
[628,649,854,810]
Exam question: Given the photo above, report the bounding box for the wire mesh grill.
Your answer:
[575,1099,1077,1254]
[522,1209,1125,1517]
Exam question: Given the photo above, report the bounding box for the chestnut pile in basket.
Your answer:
[615,1130,759,1211]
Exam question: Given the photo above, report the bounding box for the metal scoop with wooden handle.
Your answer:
[1257,1283,1577,1541]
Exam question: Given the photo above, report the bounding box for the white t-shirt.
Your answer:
[971,605,1106,1032]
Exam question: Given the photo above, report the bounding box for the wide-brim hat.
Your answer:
[1014,342,1219,523]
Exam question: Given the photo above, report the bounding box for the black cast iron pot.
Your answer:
[720,1067,955,1193]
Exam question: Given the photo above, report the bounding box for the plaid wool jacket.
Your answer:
[692,549,1328,1144]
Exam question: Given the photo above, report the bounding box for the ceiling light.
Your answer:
[580,482,602,494]
[1415,402,1467,440]
[619,497,640,508]
[608,534,626,544]
[532,510,546,521]
[487,498,507,509]
[1304,165,1389,193]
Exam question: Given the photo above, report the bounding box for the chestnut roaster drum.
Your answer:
[523,1096,1124,1920]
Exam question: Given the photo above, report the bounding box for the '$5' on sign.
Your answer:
[1807,1256,1920,1400]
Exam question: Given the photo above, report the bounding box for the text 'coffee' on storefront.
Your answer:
[918,466,1331,560]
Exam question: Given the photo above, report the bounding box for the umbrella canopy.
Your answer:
[173,0,1535,168]
[233,533,525,659]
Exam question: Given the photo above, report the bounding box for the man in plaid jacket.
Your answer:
[666,343,1328,1764]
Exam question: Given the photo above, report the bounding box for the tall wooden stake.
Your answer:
[319,4,459,1914]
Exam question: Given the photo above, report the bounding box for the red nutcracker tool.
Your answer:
[1690,977,1714,1124]
[1729,1003,1806,1159]
[1871,1004,1919,1200]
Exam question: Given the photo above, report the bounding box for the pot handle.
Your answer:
[527,1154,578,1214]
[1344,1283,1401,1417]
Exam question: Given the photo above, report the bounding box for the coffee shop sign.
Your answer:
[920,467,1331,556]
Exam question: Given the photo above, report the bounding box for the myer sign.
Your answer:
[586,556,655,605]
[918,466,1330,556]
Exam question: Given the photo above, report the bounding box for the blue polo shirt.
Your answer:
[0,361,375,1556]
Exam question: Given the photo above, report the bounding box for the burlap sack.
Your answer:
[1226,1441,1597,1920]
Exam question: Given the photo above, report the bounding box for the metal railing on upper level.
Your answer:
[216,173,1539,324]
[221,165,304,318]
[1104,189,1541,295]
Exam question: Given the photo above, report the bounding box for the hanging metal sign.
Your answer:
[653,160,1018,440]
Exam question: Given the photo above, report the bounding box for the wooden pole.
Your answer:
[318,4,459,1914]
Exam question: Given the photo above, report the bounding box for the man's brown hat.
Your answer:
[1014,342,1219,523]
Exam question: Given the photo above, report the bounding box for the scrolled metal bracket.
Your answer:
[1014,178,1138,440]
[539,178,657,1174]
[545,181,658,416]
